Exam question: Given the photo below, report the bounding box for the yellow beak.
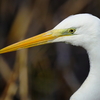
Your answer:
[0,29,71,54]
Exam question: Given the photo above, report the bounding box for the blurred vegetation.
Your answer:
[0,0,100,100]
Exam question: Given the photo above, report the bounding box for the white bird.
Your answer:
[0,13,100,100]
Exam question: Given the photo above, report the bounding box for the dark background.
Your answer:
[0,0,99,100]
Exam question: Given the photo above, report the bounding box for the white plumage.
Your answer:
[54,14,100,100]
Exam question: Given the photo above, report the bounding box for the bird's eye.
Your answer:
[61,28,76,36]
[67,28,76,34]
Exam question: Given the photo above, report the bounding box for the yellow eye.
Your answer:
[67,28,76,34]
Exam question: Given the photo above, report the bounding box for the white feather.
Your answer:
[53,13,100,100]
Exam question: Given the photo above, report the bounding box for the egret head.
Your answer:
[53,14,100,48]
[0,13,100,54]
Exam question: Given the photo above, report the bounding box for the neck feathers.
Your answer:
[70,44,100,100]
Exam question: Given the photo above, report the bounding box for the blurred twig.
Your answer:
[7,6,34,44]
[0,61,18,100]
[18,49,28,100]
[0,56,12,82]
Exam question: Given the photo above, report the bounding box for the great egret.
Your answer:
[0,13,100,100]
